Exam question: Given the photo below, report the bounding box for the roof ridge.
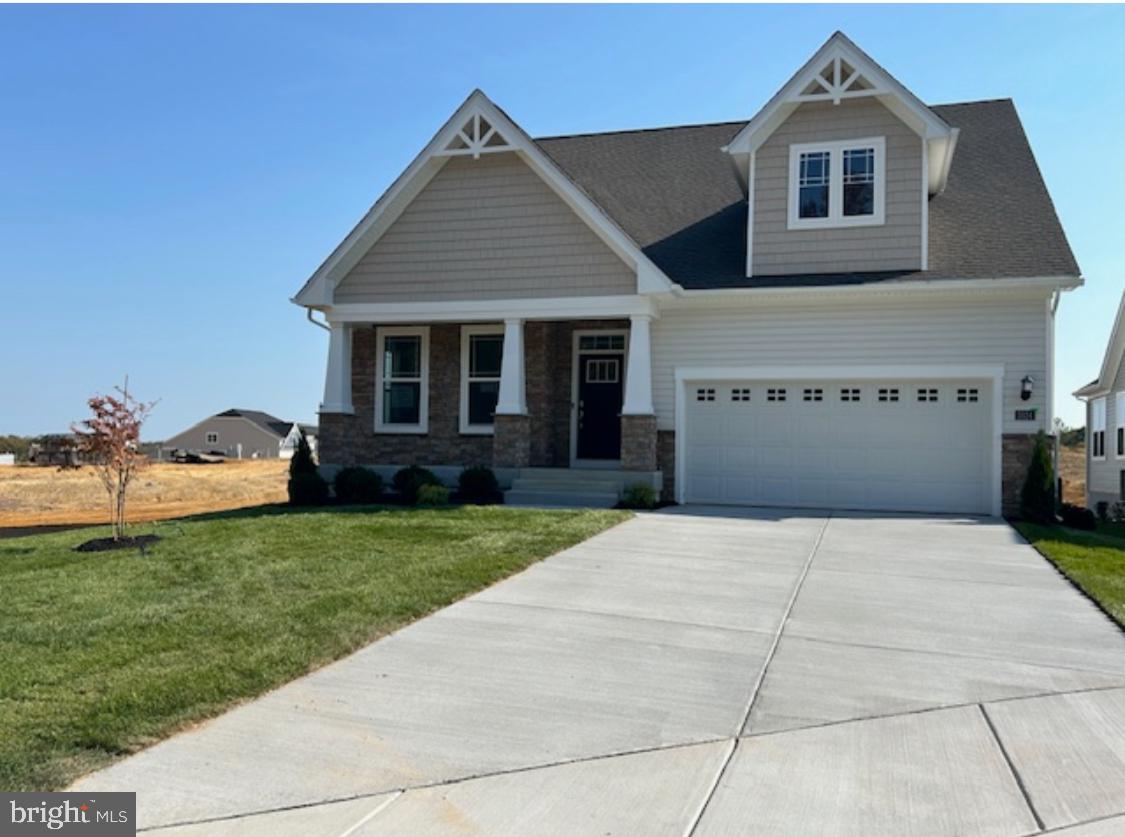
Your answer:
[930,96,1014,108]
[535,119,748,142]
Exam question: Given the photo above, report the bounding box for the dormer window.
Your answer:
[788,137,885,229]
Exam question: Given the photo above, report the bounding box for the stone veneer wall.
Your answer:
[319,320,629,471]
[1001,433,1054,518]
[620,415,658,471]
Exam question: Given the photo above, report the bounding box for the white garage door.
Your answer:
[684,379,993,514]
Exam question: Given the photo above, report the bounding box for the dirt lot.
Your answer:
[1059,443,1085,506]
[0,460,288,529]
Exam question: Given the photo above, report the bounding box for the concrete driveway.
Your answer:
[74,509,1125,836]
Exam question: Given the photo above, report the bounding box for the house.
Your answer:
[161,409,318,460]
[1074,292,1125,513]
[293,32,1080,515]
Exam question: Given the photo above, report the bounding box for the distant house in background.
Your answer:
[1075,291,1125,512]
[0,453,15,467]
[161,409,317,460]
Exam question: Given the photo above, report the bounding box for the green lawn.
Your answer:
[0,504,628,791]
[1015,520,1125,627]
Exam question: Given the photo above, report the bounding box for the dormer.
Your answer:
[725,32,959,278]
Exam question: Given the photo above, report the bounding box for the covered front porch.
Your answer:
[315,298,664,503]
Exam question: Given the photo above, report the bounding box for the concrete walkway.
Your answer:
[73,509,1125,836]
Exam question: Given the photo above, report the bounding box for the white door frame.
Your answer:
[673,364,1005,516]
[571,329,629,468]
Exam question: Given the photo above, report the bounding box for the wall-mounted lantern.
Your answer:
[1020,375,1034,402]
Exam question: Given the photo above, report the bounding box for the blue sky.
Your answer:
[1,4,1122,439]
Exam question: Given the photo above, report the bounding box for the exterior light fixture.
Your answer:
[1020,375,1034,401]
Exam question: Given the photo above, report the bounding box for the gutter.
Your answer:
[306,308,330,332]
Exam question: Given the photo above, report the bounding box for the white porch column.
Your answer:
[622,314,655,415]
[319,321,354,414]
[495,318,527,415]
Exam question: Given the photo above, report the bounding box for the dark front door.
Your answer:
[576,353,624,459]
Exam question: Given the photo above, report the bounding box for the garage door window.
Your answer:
[731,388,751,402]
[956,388,980,403]
[802,388,823,402]
[840,388,861,402]
[696,388,715,402]
[767,388,787,402]
[917,388,938,403]
[877,388,900,402]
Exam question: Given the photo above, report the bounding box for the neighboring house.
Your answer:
[161,409,317,460]
[0,453,15,467]
[293,32,1080,515]
[1075,292,1125,512]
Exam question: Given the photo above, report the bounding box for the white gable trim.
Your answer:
[725,32,957,196]
[292,90,678,307]
[1074,291,1125,399]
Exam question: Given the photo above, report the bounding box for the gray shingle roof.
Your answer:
[217,409,291,439]
[535,99,1079,289]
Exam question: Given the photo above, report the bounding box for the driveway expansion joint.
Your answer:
[979,702,1047,832]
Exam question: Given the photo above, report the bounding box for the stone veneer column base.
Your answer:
[656,430,676,502]
[493,414,532,469]
[620,415,658,472]
[1002,432,1054,517]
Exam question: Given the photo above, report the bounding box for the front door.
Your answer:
[576,353,624,459]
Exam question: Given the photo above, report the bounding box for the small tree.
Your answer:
[72,379,155,541]
[1020,430,1055,524]
[288,431,327,505]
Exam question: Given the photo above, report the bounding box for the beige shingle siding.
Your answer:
[334,153,635,303]
[1088,358,1125,503]
[650,290,1050,435]
[751,98,923,276]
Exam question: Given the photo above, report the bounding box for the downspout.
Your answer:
[1050,289,1061,505]
[306,308,330,332]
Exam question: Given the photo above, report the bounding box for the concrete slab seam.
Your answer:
[338,792,402,837]
[682,514,832,837]
[979,702,1047,832]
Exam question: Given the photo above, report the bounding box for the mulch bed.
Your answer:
[73,534,161,553]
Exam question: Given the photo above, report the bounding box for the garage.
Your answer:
[682,378,995,514]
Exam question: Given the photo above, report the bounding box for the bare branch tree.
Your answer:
[71,378,156,541]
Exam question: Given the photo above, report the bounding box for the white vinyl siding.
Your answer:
[651,291,1050,435]
[752,98,922,275]
[1088,347,1125,504]
[335,152,635,303]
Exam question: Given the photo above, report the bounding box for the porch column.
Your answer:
[493,318,530,469]
[622,314,654,416]
[495,318,527,415]
[621,314,658,472]
[319,321,354,414]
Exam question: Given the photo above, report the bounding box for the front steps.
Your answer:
[504,467,660,508]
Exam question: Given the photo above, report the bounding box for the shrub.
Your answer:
[288,432,326,505]
[458,466,501,504]
[1111,502,1125,523]
[620,482,657,510]
[416,484,451,507]
[288,471,328,506]
[1059,503,1097,531]
[334,467,384,504]
[1096,501,1110,522]
[1019,431,1055,524]
[393,465,442,505]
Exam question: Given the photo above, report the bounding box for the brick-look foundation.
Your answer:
[621,415,658,471]
[657,430,676,502]
[493,414,532,468]
[1002,433,1054,517]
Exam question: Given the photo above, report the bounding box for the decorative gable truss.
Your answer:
[437,113,514,158]
[292,90,676,308]
[797,55,882,104]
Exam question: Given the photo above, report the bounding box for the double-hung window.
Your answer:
[1116,392,1125,458]
[1091,397,1107,460]
[205,432,219,445]
[460,326,504,434]
[788,137,885,229]
[375,327,429,433]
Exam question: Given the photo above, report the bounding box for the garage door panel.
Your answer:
[685,378,992,515]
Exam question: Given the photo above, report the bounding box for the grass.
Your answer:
[0,503,628,791]
[1014,519,1125,627]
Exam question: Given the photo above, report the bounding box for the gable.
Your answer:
[752,97,923,276]
[333,152,636,303]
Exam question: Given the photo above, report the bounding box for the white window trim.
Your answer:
[375,325,430,434]
[1115,392,1125,459]
[787,136,886,230]
[460,325,504,435]
[1091,396,1107,461]
[205,431,219,445]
